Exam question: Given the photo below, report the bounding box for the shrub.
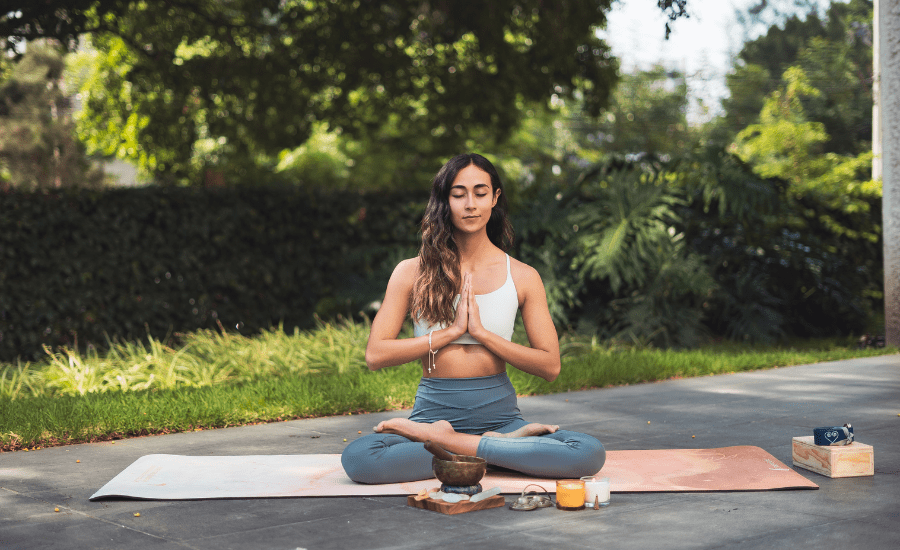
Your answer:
[0,185,422,361]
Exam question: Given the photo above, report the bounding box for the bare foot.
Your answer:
[373,418,456,442]
[483,423,559,438]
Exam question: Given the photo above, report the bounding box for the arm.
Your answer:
[364,259,469,371]
[466,263,561,382]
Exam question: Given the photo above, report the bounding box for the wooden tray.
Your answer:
[406,494,506,515]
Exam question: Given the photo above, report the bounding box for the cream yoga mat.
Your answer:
[90,446,817,500]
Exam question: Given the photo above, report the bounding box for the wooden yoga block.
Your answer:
[406,494,506,515]
[792,436,874,478]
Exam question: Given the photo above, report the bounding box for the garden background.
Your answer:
[0,1,892,449]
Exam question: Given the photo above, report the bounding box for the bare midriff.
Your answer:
[420,344,505,378]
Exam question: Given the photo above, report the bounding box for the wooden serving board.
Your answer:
[406,494,506,515]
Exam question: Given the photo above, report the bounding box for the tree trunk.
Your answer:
[880,0,900,346]
[874,0,881,181]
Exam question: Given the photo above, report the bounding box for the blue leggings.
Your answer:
[341,373,606,484]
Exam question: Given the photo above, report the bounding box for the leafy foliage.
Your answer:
[591,66,690,158]
[29,0,623,183]
[0,140,883,361]
[677,145,881,341]
[3,321,893,450]
[697,0,881,341]
[0,318,370,400]
[569,160,716,348]
[734,65,879,238]
[0,0,881,353]
[725,49,880,339]
[571,161,685,292]
[515,144,882,347]
[0,41,103,189]
[486,65,692,199]
[0,184,423,362]
[720,0,873,155]
[656,0,689,39]
[510,157,715,348]
[735,66,830,181]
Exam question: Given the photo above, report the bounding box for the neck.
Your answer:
[453,229,493,264]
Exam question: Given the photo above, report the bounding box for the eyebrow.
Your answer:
[450,183,492,191]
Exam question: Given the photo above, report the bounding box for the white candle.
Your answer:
[581,476,611,507]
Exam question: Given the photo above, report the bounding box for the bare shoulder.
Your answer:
[508,256,545,294]
[378,257,420,317]
[388,257,421,288]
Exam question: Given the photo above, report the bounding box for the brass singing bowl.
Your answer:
[431,455,486,487]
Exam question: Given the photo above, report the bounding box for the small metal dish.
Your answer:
[508,484,553,511]
[508,497,538,511]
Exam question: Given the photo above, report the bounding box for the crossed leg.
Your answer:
[343,418,604,483]
[373,418,560,457]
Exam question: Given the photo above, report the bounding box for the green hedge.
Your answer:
[0,154,882,362]
[0,186,424,361]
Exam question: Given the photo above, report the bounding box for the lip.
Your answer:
[462,215,480,219]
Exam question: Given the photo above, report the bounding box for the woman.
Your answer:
[341,153,605,484]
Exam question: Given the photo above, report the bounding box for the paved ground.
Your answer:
[2,354,898,550]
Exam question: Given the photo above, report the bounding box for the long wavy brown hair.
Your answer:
[411,153,515,326]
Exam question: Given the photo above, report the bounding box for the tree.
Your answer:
[2,1,690,185]
[463,65,691,205]
[2,1,691,55]
[5,1,618,183]
[592,65,690,159]
[878,0,900,346]
[0,40,103,189]
[728,63,881,337]
[721,0,873,155]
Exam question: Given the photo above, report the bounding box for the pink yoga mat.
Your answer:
[90,446,817,500]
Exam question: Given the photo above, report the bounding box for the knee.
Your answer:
[340,436,383,484]
[562,431,606,476]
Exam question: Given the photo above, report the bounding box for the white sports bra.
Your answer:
[413,254,518,344]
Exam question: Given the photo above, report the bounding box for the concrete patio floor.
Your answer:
[2,354,898,549]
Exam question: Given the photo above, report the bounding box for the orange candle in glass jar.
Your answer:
[555,479,586,510]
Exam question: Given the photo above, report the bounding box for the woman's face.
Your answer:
[447,164,500,234]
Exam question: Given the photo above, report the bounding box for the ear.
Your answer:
[492,188,501,208]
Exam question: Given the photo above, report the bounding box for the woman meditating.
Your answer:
[341,153,605,484]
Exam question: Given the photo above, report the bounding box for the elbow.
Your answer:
[548,357,562,382]
[364,350,380,371]
[541,360,561,383]
[364,347,378,371]
[364,346,386,371]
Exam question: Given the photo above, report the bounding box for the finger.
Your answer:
[454,275,468,328]
[467,280,481,329]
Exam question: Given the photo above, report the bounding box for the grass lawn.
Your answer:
[1,319,895,452]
